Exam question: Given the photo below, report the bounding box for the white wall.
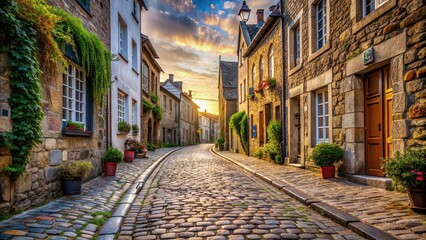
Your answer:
[110,0,142,152]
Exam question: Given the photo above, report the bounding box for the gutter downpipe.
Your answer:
[271,0,287,164]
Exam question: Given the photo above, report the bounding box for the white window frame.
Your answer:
[131,39,137,70]
[259,57,263,82]
[118,16,128,59]
[118,91,127,123]
[132,0,140,21]
[268,45,274,78]
[62,62,86,125]
[316,0,327,50]
[362,0,389,17]
[251,64,256,87]
[142,61,149,93]
[294,25,301,66]
[243,79,246,102]
[315,88,329,144]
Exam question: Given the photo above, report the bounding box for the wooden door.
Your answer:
[365,66,391,176]
[259,111,264,146]
[265,104,272,141]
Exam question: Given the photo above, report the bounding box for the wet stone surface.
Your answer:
[119,144,365,239]
[0,148,175,240]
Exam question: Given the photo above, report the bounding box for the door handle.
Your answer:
[378,123,381,131]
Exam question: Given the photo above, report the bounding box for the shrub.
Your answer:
[143,99,154,110]
[239,113,249,153]
[253,148,264,159]
[131,124,139,133]
[160,143,180,148]
[216,137,225,145]
[152,105,163,121]
[275,154,282,164]
[118,121,130,132]
[264,142,280,161]
[382,148,426,190]
[150,93,159,103]
[310,143,344,167]
[147,142,156,151]
[56,161,93,179]
[229,111,248,153]
[102,147,124,163]
[229,112,245,136]
[267,119,282,144]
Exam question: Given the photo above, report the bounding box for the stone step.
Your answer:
[350,175,393,190]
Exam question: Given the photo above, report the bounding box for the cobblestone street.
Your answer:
[0,148,176,240]
[119,144,365,240]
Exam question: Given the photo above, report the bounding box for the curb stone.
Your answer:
[98,148,182,237]
[210,147,397,240]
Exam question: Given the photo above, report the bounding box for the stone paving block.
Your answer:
[310,203,359,227]
[97,235,116,240]
[348,222,398,240]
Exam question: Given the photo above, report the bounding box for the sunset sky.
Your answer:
[141,0,276,115]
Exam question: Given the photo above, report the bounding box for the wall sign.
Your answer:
[363,47,374,65]
[252,125,257,138]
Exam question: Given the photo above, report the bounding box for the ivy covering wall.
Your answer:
[0,0,111,175]
[229,111,248,153]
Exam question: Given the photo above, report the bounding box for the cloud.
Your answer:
[210,3,215,10]
[223,1,237,10]
[146,0,195,13]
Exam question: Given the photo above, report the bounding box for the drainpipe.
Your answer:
[246,57,250,156]
[271,0,287,163]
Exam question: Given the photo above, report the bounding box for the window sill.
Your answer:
[116,131,129,135]
[62,129,93,137]
[288,63,302,76]
[132,68,139,75]
[352,0,396,34]
[308,42,330,62]
[119,53,128,63]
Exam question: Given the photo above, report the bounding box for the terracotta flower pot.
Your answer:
[104,162,118,176]
[124,150,134,163]
[407,188,426,211]
[320,166,335,179]
[62,178,82,195]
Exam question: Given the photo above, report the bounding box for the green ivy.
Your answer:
[152,105,163,121]
[0,0,43,174]
[143,99,155,110]
[229,111,248,153]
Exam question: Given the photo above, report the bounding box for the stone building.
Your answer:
[141,34,163,146]
[0,0,111,213]
[109,0,146,152]
[180,91,199,146]
[218,59,239,151]
[159,85,180,145]
[162,74,183,144]
[199,111,219,143]
[238,6,283,156]
[279,0,426,180]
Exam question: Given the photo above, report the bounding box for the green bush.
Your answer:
[275,154,282,164]
[253,148,264,159]
[310,143,344,167]
[150,93,159,103]
[147,142,156,151]
[264,142,280,161]
[230,112,245,135]
[143,99,154,110]
[118,121,130,132]
[229,111,248,153]
[152,105,163,121]
[239,113,249,152]
[102,147,124,163]
[56,161,93,179]
[216,137,225,145]
[382,148,426,190]
[267,119,282,144]
[160,143,180,148]
[131,124,139,133]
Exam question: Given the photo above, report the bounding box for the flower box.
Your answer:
[62,129,93,137]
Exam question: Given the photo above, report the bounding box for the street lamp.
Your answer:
[238,1,251,22]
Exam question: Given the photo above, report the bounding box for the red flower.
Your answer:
[416,176,424,182]
[411,170,416,173]
[418,171,423,176]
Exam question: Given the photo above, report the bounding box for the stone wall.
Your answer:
[0,0,110,214]
[283,0,426,175]
[247,20,283,156]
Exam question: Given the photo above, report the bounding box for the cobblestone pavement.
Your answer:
[218,150,426,240]
[0,148,176,240]
[119,144,365,240]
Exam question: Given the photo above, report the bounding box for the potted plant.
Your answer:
[382,148,426,211]
[102,147,124,176]
[131,124,139,136]
[310,143,344,179]
[62,120,92,137]
[216,137,225,151]
[124,138,138,162]
[138,143,148,158]
[56,161,93,195]
[118,121,131,133]
[266,77,276,89]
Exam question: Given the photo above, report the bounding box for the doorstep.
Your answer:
[288,163,305,169]
[349,174,393,190]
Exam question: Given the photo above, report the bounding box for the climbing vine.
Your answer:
[1,0,44,174]
[0,0,111,174]
[229,111,248,153]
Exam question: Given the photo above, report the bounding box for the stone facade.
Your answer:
[0,0,110,214]
[159,85,180,144]
[281,0,426,176]
[141,36,162,147]
[180,92,199,146]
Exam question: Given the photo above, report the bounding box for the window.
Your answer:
[118,16,128,59]
[132,0,140,21]
[62,62,86,125]
[363,0,388,17]
[142,61,149,92]
[316,0,327,50]
[239,47,243,66]
[169,99,172,111]
[76,0,90,12]
[288,10,303,70]
[259,57,263,82]
[163,95,167,110]
[118,91,127,123]
[243,79,246,102]
[131,40,137,70]
[240,83,243,102]
[294,25,301,65]
[251,64,256,87]
[132,99,137,125]
[315,89,329,144]
[268,46,274,78]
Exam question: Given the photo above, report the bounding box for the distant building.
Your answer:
[141,34,163,146]
[199,111,219,143]
[218,59,238,151]
[180,91,199,146]
[159,85,180,145]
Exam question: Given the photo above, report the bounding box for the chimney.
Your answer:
[256,9,264,28]
[188,90,192,98]
[169,74,174,82]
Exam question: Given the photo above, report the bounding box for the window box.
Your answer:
[62,129,93,137]
[116,131,129,135]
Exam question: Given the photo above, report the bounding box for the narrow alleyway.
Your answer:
[119,144,365,239]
